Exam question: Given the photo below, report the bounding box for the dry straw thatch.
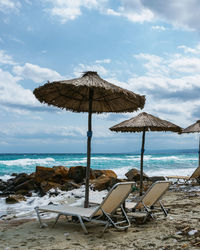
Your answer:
[110,112,181,196]
[182,120,200,133]
[33,71,145,113]
[110,112,181,133]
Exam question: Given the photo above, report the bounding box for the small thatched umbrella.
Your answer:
[33,71,145,207]
[110,112,181,196]
[182,120,200,166]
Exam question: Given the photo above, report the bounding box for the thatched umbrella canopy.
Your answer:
[182,120,200,166]
[110,112,181,195]
[33,71,145,207]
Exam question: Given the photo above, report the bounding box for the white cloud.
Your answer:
[44,0,106,23]
[73,63,108,77]
[0,0,21,13]
[151,25,166,31]
[0,68,37,107]
[178,45,200,54]
[42,0,200,31]
[134,53,169,76]
[141,0,200,31]
[13,63,63,83]
[95,59,111,64]
[0,50,16,65]
[107,0,154,23]
[169,57,200,73]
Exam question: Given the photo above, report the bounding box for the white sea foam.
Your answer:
[0,186,107,220]
[66,159,87,165]
[0,174,13,181]
[111,165,198,179]
[0,158,55,166]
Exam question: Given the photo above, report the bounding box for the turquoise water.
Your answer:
[0,153,198,179]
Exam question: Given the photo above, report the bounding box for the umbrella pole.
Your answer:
[84,89,93,208]
[140,128,146,196]
[198,135,200,166]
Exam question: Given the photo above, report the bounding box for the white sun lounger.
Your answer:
[166,166,200,183]
[35,182,135,235]
[126,181,170,218]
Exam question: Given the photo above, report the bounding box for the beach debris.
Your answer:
[64,233,70,237]
[188,230,198,236]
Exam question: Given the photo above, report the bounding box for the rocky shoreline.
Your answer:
[0,165,165,204]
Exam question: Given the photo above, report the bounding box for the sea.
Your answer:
[0,152,199,219]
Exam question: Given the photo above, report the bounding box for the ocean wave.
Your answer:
[0,157,55,166]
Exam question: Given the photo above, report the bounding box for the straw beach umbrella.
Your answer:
[182,120,200,166]
[110,112,181,196]
[33,71,145,207]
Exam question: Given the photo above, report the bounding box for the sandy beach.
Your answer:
[0,184,200,250]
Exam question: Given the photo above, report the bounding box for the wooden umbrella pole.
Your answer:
[198,135,200,166]
[140,128,146,196]
[84,89,93,208]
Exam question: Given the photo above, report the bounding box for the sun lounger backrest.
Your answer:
[136,181,170,209]
[92,182,134,217]
[190,166,200,179]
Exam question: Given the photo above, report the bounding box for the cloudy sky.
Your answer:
[1,0,200,153]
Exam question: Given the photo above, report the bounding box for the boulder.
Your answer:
[93,170,117,179]
[60,181,81,191]
[90,175,119,191]
[125,168,149,182]
[6,194,26,204]
[34,166,55,183]
[14,179,35,192]
[67,166,95,183]
[0,180,6,191]
[53,166,69,178]
[6,173,31,192]
[12,173,30,186]
[40,181,61,193]
[15,189,32,197]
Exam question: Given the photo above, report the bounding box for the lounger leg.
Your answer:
[52,213,61,228]
[159,201,168,217]
[78,216,88,234]
[142,202,154,219]
[35,207,48,228]
[100,222,110,237]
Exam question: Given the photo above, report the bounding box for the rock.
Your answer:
[125,168,149,182]
[60,181,81,191]
[6,173,31,192]
[12,173,30,186]
[149,176,166,182]
[15,189,32,197]
[6,194,26,204]
[68,166,94,183]
[53,166,69,178]
[0,179,6,191]
[93,170,117,179]
[40,181,61,193]
[34,166,55,183]
[91,175,119,191]
[14,179,35,192]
